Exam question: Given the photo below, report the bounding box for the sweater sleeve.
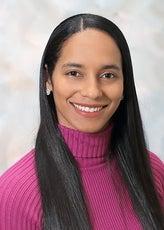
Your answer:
[0,150,43,230]
[149,152,164,208]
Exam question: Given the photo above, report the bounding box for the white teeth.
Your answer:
[73,103,103,112]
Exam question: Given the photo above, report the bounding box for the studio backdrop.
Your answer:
[0,0,163,174]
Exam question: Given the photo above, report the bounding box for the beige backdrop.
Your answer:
[0,0,164,174]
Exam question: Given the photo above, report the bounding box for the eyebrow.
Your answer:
[100,64,121,71]
[62,62,121,71]
[62,63,83,69]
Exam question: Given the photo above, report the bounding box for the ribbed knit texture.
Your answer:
[0,125,164,229]
[0,151,42,230]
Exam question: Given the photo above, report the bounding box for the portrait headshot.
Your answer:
[0,1,163,230]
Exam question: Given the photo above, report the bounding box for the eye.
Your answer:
[100,73,115,79]
[67,71,80,77]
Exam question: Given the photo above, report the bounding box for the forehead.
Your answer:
[57,29,122,64]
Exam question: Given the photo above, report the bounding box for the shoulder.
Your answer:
[149,152,164,181]
[148,152,164,205]
[0,149,42,229]
[0,149,37,189]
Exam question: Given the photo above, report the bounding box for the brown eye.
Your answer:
[100,73,115,79]
[67,71,80,77]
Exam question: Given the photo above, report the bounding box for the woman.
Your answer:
[0,13,163,230]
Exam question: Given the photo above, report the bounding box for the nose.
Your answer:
[80,77,102,99]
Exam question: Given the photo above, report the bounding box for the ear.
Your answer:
[45,64,53,91]
[46,77,53,91]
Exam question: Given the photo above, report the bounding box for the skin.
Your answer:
[46,29,124,133]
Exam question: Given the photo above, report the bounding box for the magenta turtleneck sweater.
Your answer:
[0,125,163,230]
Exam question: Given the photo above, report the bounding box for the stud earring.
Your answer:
[46,88,51,95]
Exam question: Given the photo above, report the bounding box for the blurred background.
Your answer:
[0,0,164,174]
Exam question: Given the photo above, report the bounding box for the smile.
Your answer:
[71,103,106,113]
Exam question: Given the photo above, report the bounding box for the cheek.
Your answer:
[53,78,67,96]
[107,84,123,100]
[53,82,74,105]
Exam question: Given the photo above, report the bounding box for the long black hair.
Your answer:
[35,14,164,229]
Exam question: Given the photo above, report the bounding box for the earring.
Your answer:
[46,88,51,95]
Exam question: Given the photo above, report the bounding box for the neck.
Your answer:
[58,125,112,168]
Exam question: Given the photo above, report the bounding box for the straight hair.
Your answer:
[35,13,164,229]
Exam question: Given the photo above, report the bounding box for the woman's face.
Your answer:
[46,29,124,133]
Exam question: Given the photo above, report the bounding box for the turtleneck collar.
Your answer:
[58,124,112,168]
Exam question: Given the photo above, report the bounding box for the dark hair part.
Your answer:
[35,14,164,229]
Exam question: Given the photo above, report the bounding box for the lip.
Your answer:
[70,102,108,117]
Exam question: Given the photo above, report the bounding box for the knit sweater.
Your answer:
[0,125,163,230]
